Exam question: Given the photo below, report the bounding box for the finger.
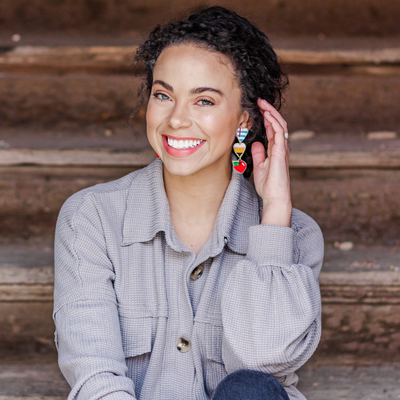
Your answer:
[251,141,267,169]
[258,99,289,150]
[258,105,287,147]
[262,111,286,149]
[261,112,276,143]
[257,98,288,133]
[257,104,274,140]
[259,113,274,159]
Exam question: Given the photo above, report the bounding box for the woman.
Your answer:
[53,6,323,400]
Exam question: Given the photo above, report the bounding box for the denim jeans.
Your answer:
[212,370,290,400]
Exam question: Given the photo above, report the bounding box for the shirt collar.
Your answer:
[208,168,261,256]
[122,159,174,247]
[122,159,261,255]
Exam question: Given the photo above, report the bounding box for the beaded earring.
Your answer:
[232,127,248,174]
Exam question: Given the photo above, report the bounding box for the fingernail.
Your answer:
[266,111,271,115]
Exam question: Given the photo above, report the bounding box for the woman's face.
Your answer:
[146,43,249,177]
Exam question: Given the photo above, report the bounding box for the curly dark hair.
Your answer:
[134,6,288,177]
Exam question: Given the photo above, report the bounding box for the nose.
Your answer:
[168,101,192,130]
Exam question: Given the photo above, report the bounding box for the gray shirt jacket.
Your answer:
[54,159,324,400]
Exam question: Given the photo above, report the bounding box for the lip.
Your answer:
[162,135,205,158]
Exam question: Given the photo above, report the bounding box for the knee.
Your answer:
[212,369,290,400]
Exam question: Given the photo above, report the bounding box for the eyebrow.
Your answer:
[190,87,224,96]
[153,80,173,92]
[152,80,224,97]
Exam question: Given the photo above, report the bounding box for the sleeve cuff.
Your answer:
[246,225,294,267]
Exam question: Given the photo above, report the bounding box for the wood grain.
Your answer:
[1,149,399,168]
[1,45,400,74]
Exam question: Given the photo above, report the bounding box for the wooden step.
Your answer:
[0,364,68,399]
[0,133,399,243]
[1,39,400,131]
[0,74,142,125]
[0,46,139,74]
[1,0,400,37]
[1,38,400,75]
[2,68,400,132]
[297,364,400,399]
[2,252,400,303]
[2,244,399,302]
[284,74,400,132]
[1,362,400,399]
[1,132,399,168]
[1,147,400,168]
[1,243,399,359]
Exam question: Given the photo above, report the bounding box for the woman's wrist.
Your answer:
[261,201,292,227]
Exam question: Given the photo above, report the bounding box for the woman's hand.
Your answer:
[251,98,292,227]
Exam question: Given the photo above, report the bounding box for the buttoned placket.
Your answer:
[158,243,198,399]
[188,258,213,316]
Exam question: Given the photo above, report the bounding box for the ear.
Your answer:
[238,110,252,131]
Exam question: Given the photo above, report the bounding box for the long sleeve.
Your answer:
[53,191,136,400]
[221,209,323,382]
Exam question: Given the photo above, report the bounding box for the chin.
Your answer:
[161,150,230,178]
[162,159,204,177]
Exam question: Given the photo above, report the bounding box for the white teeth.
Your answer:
[167,137,203,150]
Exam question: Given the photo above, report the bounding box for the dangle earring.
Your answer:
[232,127,248,174]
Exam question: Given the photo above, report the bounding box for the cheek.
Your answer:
[200,107,237,134]
[146,103,156,128]
[145,105,160,149]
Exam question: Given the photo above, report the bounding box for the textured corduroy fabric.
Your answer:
[53,159,323,400]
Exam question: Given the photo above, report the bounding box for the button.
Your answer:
[190,265,203,281]
[224,237,228,245]
[176,337,191,353]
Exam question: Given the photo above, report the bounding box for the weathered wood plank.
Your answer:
[319,271,400,286]
[0,149,156,167]
[2,269,400,303]
[0,397,65,400]
[0,266,53,284]
[282,63,400,76]
[289,151,400,168]
[320,272,400,305]
[320,285,400,304]
[4,266,398,287]
[278,48,400,65]
[1,148,400,168]
[0,46,138,74]
[0,285,53,302]
[1,45,400,74]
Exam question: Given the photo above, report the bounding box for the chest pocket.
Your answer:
[119,315,153,358]
[119,314,157,398]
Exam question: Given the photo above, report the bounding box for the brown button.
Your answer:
[190,265,203,281]
[176,337,191,353]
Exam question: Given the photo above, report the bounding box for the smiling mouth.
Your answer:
[166,137,204,150]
